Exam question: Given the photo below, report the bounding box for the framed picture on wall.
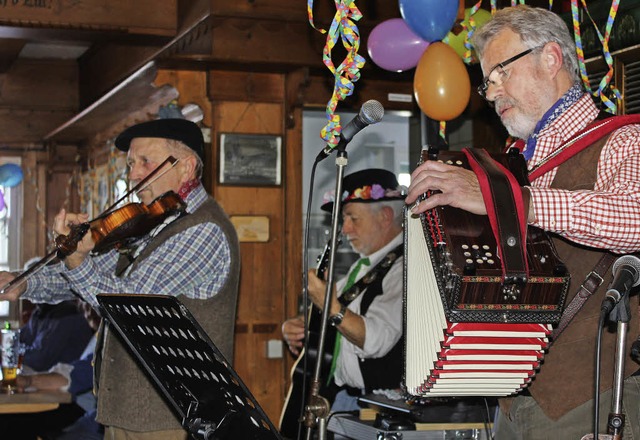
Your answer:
[219,133,282,186]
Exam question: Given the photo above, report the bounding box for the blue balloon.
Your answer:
[0,163,24,188]
[399,0,459,43]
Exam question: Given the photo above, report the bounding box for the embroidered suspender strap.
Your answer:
[529,114,640,181]
[463,147,529,283]
[551,252,616,341]
[339,244,403,305]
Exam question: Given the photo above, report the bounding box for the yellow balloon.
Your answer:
[446,8,492,61]
[413,42,471,121]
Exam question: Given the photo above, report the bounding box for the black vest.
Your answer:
[357,248,405,392]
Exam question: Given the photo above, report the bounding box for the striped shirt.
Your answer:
[25,184,231,309]
[525,94,640,254]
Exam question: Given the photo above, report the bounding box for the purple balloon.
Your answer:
[367,18,429,72]
[0,189,4,213]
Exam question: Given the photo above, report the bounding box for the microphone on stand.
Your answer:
[601,254,640,313]
[316,99,384,162]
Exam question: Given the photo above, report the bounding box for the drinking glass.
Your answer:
[1,328,21,394]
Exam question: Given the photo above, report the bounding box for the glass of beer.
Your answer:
[1,328,21,394]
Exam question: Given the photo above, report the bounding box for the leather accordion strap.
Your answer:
[463,147,529,283]
[551,252,616,342]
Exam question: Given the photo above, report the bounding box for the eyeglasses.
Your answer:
[477,47,539,100]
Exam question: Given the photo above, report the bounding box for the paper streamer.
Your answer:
[307,0,366,149]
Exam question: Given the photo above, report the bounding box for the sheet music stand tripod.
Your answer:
[96,293,283,440]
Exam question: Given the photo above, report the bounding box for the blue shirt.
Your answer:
[20,301,93,371]
[24,184,231,309]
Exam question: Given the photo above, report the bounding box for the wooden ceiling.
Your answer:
[0,0,410,148]
[0,0,553,149]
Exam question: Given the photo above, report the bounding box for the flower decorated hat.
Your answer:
[321,168,406,212]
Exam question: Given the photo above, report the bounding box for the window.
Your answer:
[0,157,23,318]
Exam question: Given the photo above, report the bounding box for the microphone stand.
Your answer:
[303,148,349,440]
[581,294,631,440]
[604,296,630,439]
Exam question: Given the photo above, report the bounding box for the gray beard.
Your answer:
[500,109,538,140]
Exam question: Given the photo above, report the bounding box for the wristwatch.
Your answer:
[328,304,347,327]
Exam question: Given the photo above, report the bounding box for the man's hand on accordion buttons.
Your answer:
[406,160,487,216]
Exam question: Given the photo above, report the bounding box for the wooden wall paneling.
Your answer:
[212,101,283,135]
[210,93,286,422]
[156,70,213,125]
[282,69,305,400]
[155,69,214,188]
[303,74,415,112]
[209,70,285,103]
[47,145,81,228]
[223,186,284,420]
[20,151,47,264]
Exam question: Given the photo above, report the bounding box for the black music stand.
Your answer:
[96,293,283,440]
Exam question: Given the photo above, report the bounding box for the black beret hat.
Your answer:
[320,168,405,212]
[115,118,205,162]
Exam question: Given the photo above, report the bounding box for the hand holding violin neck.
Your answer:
[55,222,91,258]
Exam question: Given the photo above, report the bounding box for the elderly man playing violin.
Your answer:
[0,118,240,440]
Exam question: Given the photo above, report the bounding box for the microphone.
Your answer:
[316,100,384,162]
[601,254,640,313]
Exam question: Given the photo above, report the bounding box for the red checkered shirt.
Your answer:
[523,94,640,254]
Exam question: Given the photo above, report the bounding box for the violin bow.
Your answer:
[102,156,179,216]
[0,252,57,295]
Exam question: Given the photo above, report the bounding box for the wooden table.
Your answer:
[0,390,72,414]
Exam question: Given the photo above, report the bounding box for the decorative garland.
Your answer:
[571,0,621,114]
[307,0,366,149]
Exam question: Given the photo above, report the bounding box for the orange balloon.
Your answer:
[413,42,471,121]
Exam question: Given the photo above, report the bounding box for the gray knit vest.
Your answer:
[95,196,240,432]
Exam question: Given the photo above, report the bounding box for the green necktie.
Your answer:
[327,257,370,384]
[343,257,371,292]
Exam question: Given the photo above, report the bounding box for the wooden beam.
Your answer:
[0,0,177,36]
[0,59,77,108]
[0,38,25,73]
[76,0,405,107]
[79,43,162,107]
[0,108,75,144]
[77,5,211,106]
[208,0,401,23]
[45,62,179,147]
[0,59,77,144]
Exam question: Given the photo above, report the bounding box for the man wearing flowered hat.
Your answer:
[282,168,406,413]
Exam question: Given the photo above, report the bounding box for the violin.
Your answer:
[60,191,187,255]
[0,156,185,295]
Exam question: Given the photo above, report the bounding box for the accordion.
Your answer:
[404,148,570,397]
